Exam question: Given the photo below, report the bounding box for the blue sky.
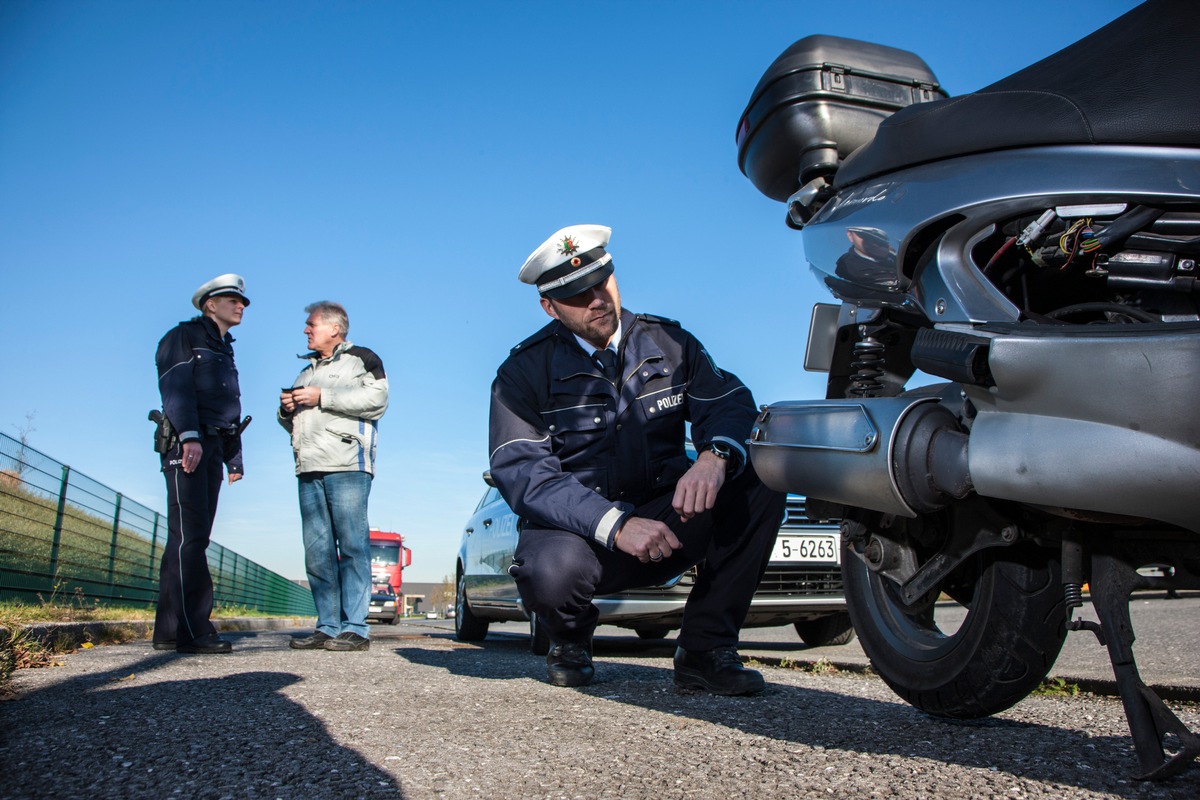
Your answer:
[0,0,1141,583]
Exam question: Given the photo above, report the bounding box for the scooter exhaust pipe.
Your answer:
[750,394,1200,534]
[748,397,971,518]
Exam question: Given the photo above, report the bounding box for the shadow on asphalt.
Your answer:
[396,635,1200,798]
[0,639,405,800]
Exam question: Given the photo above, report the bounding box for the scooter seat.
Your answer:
[836,0,1200,189]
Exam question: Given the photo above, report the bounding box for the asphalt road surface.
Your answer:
[1,598,1197,800]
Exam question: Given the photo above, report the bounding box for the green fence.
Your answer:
[0,431,315,616]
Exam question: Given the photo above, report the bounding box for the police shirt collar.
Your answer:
[572,317,622,356]
[198,314,235,344]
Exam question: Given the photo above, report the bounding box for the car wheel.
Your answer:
[529,611,550,656]
[792,613,856,647]
[843,518,1066,718]
[634,626,672,640]
[454,571,489,642]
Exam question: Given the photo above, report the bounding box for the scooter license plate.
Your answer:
[771,534,839,563]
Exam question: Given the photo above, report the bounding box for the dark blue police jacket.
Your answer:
[488,309,757,550]
[156,316,243,473]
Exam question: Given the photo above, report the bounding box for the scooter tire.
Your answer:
[843,536,1067,719]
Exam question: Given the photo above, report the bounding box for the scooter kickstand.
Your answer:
[1089,551,1200,780]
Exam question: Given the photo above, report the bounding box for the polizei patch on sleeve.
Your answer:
[702,348,724,379]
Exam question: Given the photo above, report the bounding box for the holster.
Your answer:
[148,409,176,455]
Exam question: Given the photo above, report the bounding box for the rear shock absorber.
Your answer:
[848,328,885,397]
[1061,527,1105,644]
[1061,527,1085,612]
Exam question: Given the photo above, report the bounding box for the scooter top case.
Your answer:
[736,34,946,203]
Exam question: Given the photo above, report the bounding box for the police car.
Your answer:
[454,459,852,654]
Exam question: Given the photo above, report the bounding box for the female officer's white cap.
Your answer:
[518,224,614,299]
[192,273,251,309]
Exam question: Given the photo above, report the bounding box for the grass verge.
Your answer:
[0,598,273,625]
[0,599,278,698]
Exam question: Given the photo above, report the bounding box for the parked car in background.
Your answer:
[367,583,401,625]
[455,455,853,654]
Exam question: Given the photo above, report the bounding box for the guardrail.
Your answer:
[0,431,315,616]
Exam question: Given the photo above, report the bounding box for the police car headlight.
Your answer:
[383,601,395,608]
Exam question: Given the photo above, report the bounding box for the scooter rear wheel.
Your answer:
[843,532,1066,718]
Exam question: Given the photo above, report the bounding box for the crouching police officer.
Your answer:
[151,274,250,654]
[489,225,785,695]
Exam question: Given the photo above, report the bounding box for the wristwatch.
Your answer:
[707,442,735,471]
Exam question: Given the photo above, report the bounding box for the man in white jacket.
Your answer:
[279,301,389,651]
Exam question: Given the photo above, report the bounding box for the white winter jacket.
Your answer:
[278,341,389,475]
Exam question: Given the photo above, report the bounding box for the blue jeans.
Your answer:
[298,471,373,638]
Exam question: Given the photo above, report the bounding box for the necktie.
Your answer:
[592,348,618,382]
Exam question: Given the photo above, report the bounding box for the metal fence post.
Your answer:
[231,553,240,607]
[148,511,160,586]
[107,492,123,597]
[48,465,71,581]
[216,547,225,604]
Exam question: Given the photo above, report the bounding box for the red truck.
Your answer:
[368,529,411,623]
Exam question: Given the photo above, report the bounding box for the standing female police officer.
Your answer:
[152,274,249,654]
[489,225,784,694]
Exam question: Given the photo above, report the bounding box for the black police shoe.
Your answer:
[289,631,334,650]
[151,640,175,651]
[176,634,233,655]
[673,645,765,696]
[546,641,594,687]
[323,632,370,651]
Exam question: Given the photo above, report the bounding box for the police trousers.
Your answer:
[154,434,223,645]
[509,464,785,652]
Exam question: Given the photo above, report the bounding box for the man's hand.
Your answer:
[280,389,297,413]
[228,472,243,485]
[180,441,203,474]
[614,517,683,564]
[672,450,727,522]
[290,386,321,408]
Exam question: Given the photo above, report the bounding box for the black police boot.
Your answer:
[176,634,233,655]
[546,641,594,687]
[673,645,765,696]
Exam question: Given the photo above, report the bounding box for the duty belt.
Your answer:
[204,416,252,438]
[203,425,238,437]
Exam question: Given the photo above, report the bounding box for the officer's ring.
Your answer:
[649,551,663,562]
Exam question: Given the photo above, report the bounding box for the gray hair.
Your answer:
[305,301,349,338]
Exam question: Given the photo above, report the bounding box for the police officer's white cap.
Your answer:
[518,224,614,299]
[192,273,251,309]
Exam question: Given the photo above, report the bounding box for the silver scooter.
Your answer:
[736,0,1199,780]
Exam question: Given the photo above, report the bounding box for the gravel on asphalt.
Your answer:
[1,622,1197,800]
